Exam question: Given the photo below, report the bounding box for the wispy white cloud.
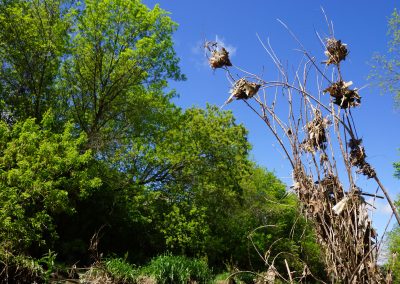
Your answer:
[366,197,393,215]
[380,203,393,214]
[191,40,204,55]
[214,35,237,57]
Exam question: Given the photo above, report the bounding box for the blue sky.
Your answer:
[144,0,399,244]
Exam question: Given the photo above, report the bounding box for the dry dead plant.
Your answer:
[323,38,349,65]
[205,13,399,284]
[205,41,233,69]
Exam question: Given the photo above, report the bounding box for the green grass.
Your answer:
[140,254,212,284]
[104,257,139,283]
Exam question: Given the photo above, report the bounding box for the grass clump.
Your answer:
[141,254,212,284]
[105,257,139,283]
[0,248,58,283]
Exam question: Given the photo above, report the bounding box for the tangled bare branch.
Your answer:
[205,13,398,283]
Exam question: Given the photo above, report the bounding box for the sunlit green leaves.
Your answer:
[0,0,325,279]
[60,0,184,147]
[0,0,70,120]
[370,9,400,104]
[0,113,100,252]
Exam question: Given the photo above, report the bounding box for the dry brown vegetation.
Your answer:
[205,15,399,283]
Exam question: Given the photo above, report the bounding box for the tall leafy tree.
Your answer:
[60,0,184,149]
[0,0,326,281]
[371,8,400,283]
[370,8,400,104]
[0,0,70,121]
[0,0,186,265]
[135,105,326,277]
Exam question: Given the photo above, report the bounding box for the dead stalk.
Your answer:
[205,14,396,283]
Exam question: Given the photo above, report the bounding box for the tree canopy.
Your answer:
[0,0,325,282]
[371,8,400,283]
[370,8,400,104]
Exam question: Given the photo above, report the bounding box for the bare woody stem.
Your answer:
[374,175,400,225]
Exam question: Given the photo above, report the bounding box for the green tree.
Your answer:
[395,158,400,179]
[387,218,400,282]
[141,105,326,277]
[0,0,186,267]
[371,9,400,282]
[0,0,326,281]
[153,105,251,258]
[60,0,184,149]
[370,9,400,104]
[0,112,101,256]
[0,0,70,121]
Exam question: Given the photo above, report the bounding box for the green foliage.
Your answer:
[60,0,184,148]
[160,204,210,255]
[386,227,400,283]
[370,9,400,104]
[141,254,212,284]
[0,247,56,283]
[105,257,139,283]
[394,156,400,179]
[0,112,101,255]
[150,105,252,257]
[0,0,70,120]
[0,0,326,280]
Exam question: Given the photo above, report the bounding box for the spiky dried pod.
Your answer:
[231,78,260,99]
[357,162,376,178]
[350,144,366,166]
[324,38,348,65]
[348,138,376,178]
[318,174,344,200]
[223,78,261,106]
[209,47,232,69]
[323,80,361,109]
[348,137,362,149]
[301,109,329,152]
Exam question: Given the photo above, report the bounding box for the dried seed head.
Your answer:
[324,38,348,65]
[205,41,233,69]
[301,109,329,152]
[357,163,376,178]
[323,80,361,109]
[318,174,344,198]
[223,78,261,106]
[348,138,376,178]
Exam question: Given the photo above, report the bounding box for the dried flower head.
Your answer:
[301,109,329,152]
[348,138,376,178]
[223,78,261,106]
[317,174,344,199]
[205,41,232,69]
[323,80,361,109]
[324,38,348,65]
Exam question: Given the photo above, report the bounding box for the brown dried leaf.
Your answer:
[223,78,261,106]
[324,38,348,65]
[323,81,361,109]
[208,47,232,69]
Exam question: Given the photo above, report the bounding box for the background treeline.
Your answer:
[370,8,400,283]
[7,0,400,283]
